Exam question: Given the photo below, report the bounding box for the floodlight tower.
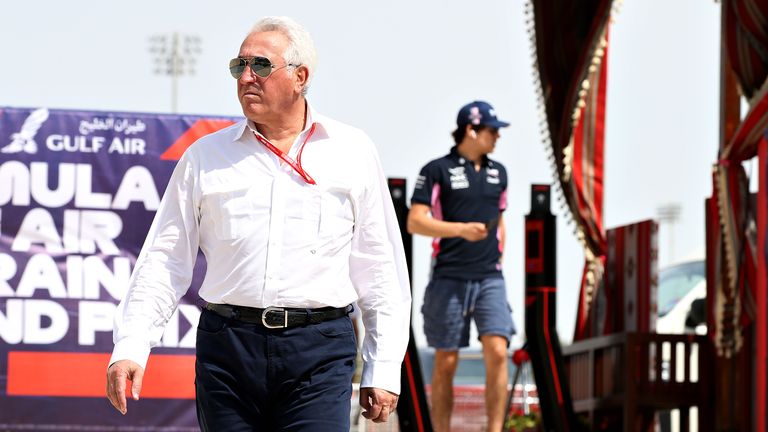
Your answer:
[149,33,202,113]
[656,202,681,266]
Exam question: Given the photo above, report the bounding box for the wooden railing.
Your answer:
[562,332,714,431]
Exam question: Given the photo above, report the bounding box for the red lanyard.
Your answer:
[253,123,317,185]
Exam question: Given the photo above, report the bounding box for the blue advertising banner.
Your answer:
[0,106,239,430]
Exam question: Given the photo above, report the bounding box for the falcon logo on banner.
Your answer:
[1,108,49,154]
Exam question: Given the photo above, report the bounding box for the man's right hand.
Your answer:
[406,203,489,242]
[106,359,144,415]
[460,222,489,242]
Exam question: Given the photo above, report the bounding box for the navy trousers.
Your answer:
[195,308,357,431]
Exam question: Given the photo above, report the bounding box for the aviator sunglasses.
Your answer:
[229,56,298,79]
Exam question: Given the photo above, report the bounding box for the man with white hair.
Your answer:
[106,16,411,431]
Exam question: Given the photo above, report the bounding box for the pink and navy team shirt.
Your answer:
[411,146,508,280]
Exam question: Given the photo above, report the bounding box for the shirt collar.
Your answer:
[449,145,490,167]
[233,101,329,143]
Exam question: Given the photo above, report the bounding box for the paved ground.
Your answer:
[350,384,539,432]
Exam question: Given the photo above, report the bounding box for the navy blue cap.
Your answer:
[456,101,510,129]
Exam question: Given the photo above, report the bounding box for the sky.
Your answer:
[0,0,723,347]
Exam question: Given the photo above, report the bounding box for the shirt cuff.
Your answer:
[108,337,151,370]
[360,360,402,395]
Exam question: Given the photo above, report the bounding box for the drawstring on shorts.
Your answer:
[462,281,480,317]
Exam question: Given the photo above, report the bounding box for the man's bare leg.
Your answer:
[481,335,509,432]
[431,350,459,431]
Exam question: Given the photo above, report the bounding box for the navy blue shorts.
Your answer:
[421,277,515,349]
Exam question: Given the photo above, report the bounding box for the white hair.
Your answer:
[250,16,317,95]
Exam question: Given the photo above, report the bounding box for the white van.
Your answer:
[656,259,706,335]
[655,259,706,432]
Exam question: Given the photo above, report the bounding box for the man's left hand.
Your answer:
[359,387,399,423]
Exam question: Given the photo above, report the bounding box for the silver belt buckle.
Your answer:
[262,306,288,329]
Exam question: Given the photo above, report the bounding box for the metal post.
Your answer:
[387,177,433,432]
[524,184,576,432]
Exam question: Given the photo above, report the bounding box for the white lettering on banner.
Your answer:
[66,255,83,298]
[12,209,122,255]
[0,253,16,296]
[63,210,79,253]
[0,162,160,210]
[30,163,76,207]
[14,300,65,344]
[0,299,69,344]
[78,117,146,136]
[0,299,199,347]
[15,254,67,298]
[75,164,111,208]
[0,251,167,347]
[24,299,70,344]
[77,210,122,255]
[0,299,22,344]
[160,304,201,348]
[78,301,115,345]
[112,166,159,210]
[82,255,130,300]
[0,150,197,350]
[41,135,146,155]
[0,253,130,301]
[0,161,30,206]
[46,135,105,153]
[108,137,146,155]
[11,208,64,253]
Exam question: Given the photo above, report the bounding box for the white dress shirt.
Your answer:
[111,104,412,394]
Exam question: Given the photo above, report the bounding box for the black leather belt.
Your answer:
[205,303,353,329]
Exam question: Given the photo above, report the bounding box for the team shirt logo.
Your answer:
[415,174,426,190]
[486,167,500,184]
[449,166,469,189]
